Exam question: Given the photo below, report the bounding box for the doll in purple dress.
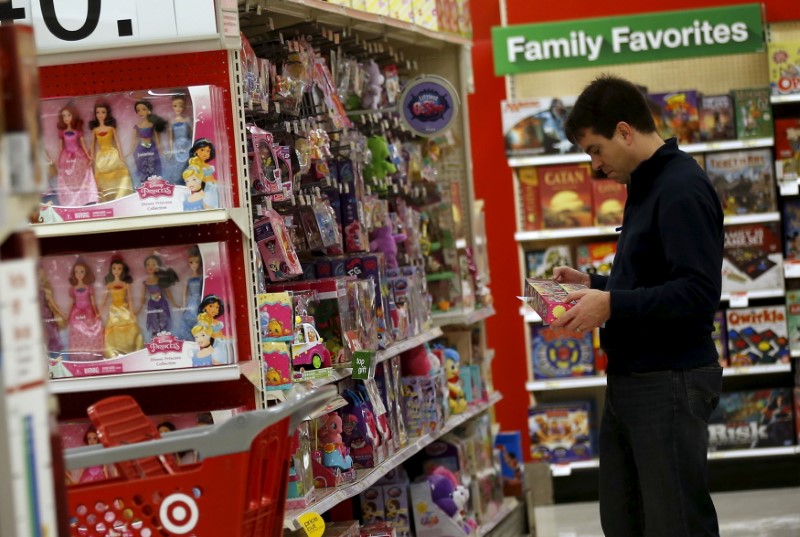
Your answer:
[137,255,179,340]
[38,265,65,355]
[67,259,104,361]
[130,100,167,183]
[53,105,98,206]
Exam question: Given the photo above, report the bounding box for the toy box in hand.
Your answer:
[732,87,773,139]
[530,325,594,378]
[705,149,776,216]
[768,42,800,98]
[774,117,800,182]
[698,94,736,142]
[524,279,586,325]
[529,402,593,463]
[708,388,795,451]
[591,179,626,227]
[36,86,230,225]
[725,306,790,367]
[538,163,593,229]
[576,242,616,276]
[44,242,236,379]
[501,97,578,157]
[722,222,784,296]
[647,90,700,143]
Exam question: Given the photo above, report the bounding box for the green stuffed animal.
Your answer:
[364,135,397,193]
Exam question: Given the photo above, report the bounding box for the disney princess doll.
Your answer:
[101,256,144,357]
[89,100,134,202]
[52,104,98,206]
[197,295,228,364]
[188,139,219,208]
[130,99,167,183]
[38,264,65,355]
[167,93,193,183]
[181,165,207,212]
[137,255,179,340]
[190,322,215,367]
[67,259,104,361]
[178,246,204,341]
[78,427,109,483]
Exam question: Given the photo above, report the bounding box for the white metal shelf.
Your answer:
[263,0,470,47]
[49,364,241,394]
[478,497,520,537]
[792,350,800,359]
[527,363,791,392]
[515,226,620,242]
[720,288,785,302]
[550,458,600,476]
[432,306,496,327]
[376,327,444,364]
[520,305,542,323]
[723,212,781,226]
[707,446,798,460]
[506,138,774,168]
[771,94,800,104]
[32,208,240,238]
[283,391,503,530]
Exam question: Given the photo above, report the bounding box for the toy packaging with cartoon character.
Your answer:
[529,324,594,378]
[768,42,800,98]
[257,292,294,390]
[43,242,236,379]
[528,401,594,463]
[36,86,230,225]
[524,279,586,326]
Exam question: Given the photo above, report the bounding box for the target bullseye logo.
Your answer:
[159,493,199,534]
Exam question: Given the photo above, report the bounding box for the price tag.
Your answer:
[729,292,748,308]
[6,0,219,55]
[779,180,799,197]
[352,350,374,380]
[785,263,800,279]
[551,464,572,477]
[297,512,325,537]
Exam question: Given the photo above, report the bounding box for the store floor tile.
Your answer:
[533,487,800,536]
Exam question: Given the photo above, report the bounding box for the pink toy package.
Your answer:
[258,292,295,391]
[36,86,230,225]
[42,242,237,379]
[524,278,586,324]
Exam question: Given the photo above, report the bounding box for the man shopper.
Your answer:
[551,74,724,537]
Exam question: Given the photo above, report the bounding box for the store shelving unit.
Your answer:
[432,306,497,327]
[283,391,503,531]
[478,497,522,537]
[49,364,242,394]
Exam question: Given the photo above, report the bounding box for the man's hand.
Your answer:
[550,289,611,333]
[553,266,590,287]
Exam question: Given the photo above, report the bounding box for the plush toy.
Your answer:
[431,467,471,528]
[361,59,384,110]
[316,413,353,470]
[443,348,468,414]
[364,135,397,192]
[401,344,441,377]
[428,474,459,519]
[369,214,406,269]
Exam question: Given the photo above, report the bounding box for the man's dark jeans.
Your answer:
[599,364,723,536]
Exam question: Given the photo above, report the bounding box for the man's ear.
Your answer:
[617,122,633,144]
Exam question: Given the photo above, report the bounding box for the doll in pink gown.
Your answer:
[67,259,104,361]
[53,105,98,206]
[78,427,108,483]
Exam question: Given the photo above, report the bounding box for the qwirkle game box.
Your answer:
[725,306,790,367]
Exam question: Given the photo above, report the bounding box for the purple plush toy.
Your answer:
[428,474,458,518]
[369,217,406,269]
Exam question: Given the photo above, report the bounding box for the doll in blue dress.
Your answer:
[181,165,207,211]
[187,139,219,208]
[178,246,204,340]
[137,255,179,340]
[190,322,214,368]
[167,93,193,184]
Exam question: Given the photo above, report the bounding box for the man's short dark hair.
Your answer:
[565,74,657,143]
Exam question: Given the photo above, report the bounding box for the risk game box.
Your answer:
[721,222,784,296]
[708,388,795,451]
[725,306,790,367]
[529,325,594,378]
[705,149,776,216]
[538,163,593,229]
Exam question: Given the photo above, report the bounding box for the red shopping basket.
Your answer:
[64,387,335,537]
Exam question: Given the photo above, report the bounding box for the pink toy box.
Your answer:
[36,86,230,225]
[258,292,294,391]
[42,242,236,379]
[524,278,586,324]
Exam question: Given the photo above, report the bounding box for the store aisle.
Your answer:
[533,487,800,536]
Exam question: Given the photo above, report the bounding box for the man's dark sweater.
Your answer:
[589,138,724,374]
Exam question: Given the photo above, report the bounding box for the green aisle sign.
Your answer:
[492,4,765,76]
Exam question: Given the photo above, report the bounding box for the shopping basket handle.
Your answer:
[64,385,337,471]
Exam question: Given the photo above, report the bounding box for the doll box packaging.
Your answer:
[530,325,594,379]
[523,279,585,325]
[43,242,236,379]
[36,86,230,225]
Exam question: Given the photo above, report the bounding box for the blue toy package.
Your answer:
[528,401,595,464]
[530,325,595,379]
[495,431,524,482]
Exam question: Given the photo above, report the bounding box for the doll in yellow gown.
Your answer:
[90,101,134,202]
[102,257,143,357]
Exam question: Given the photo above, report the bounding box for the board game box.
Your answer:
[591,179,626,227]
[725,306,790,367]
[705,149,776,216]
[731,87,773,139]
[785,290,800,356]
[501,97,578,157]
[774,117,800,182]
[517,166,541,231]
[524,279,585,325]
[529,402,594,463]
[576,241,616,276]
[782,198,800,263]
[768,41,800,97]
[647,90,700,144]
[721,222,784,296]
[708,388,795,451]
[524,245,571,280]
[530,325,594,379]
[713,310,728,367]
[698,94,736,141]
[538,163,593,229]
